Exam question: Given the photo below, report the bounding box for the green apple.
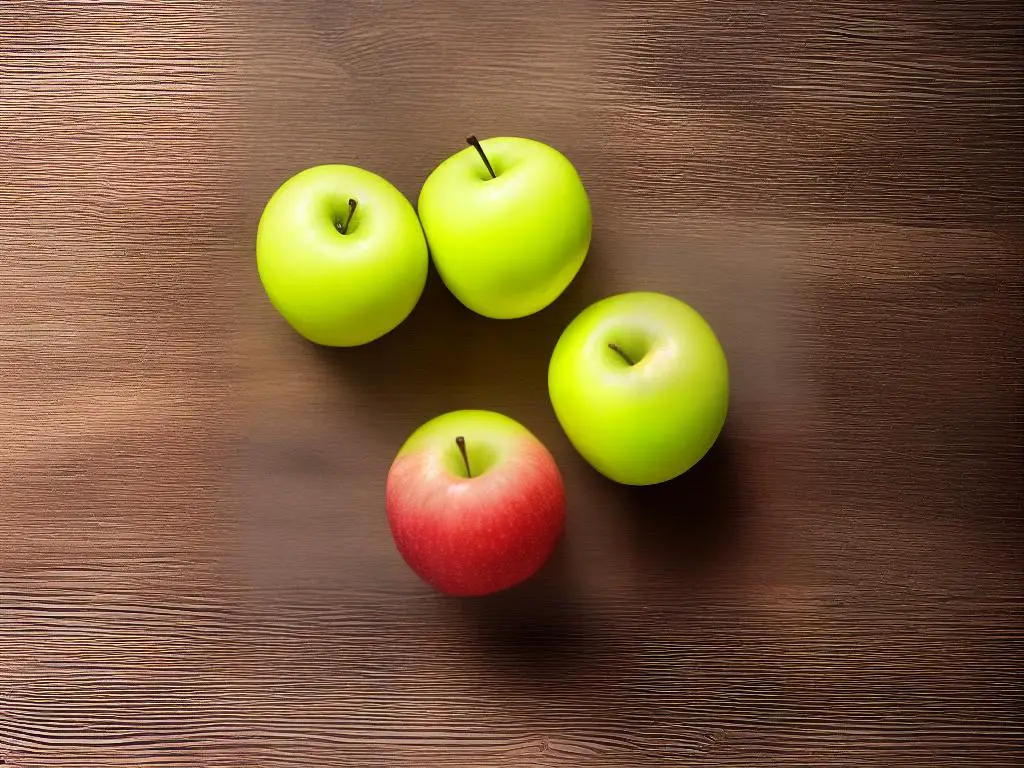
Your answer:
[256,165,428,346]
[548,292,729,486]
[417,136,591,319]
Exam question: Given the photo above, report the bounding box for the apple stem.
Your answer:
[608,342,636,366]
[338,198,357,235]
[466,135,496,179]
[455,436,472,478]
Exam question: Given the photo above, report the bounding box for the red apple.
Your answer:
[385,410,565,596]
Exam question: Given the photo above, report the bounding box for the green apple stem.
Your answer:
[337,198,358,235]
[608,342,636,366]
[466,135,496,179]
[455,436,472,478]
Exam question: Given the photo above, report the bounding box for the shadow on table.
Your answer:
[305,239,616,448]
[445,537,602,680]
[606,432,744,584]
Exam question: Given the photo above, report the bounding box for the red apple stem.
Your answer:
[608,342,636,366]
[455,436,472,478]
[466,136,496,179]
[338,198,358,235]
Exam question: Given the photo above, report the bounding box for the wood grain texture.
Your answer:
[1,1,1021,766]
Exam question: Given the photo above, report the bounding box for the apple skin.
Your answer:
[548,292,729,486]
[256,164,428,346]
[417,137,591,319]
[385,410,565,597]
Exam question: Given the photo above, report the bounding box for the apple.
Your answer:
[417,136,591,319]
[548,292,729,486]
[256,164,428,346]
[385,409,565,596]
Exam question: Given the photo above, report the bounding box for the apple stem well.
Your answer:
[608,342,636,366]
[455,435,472,478]
[466,136,496,179]
[336,198,358,235]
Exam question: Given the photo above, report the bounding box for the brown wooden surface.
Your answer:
[2,2,1022,766]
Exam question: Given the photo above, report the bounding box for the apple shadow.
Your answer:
[306,237,617,445]
[444,536,604,683]
[603,431,745,584]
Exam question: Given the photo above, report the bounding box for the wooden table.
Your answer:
[2,2,1021,766]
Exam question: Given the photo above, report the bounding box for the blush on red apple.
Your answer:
[385,410,565,597]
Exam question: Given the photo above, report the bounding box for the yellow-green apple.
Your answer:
[548,292,729,485]
[256,164,428,346]
[417,136,591,319]
[385,410,565,596]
